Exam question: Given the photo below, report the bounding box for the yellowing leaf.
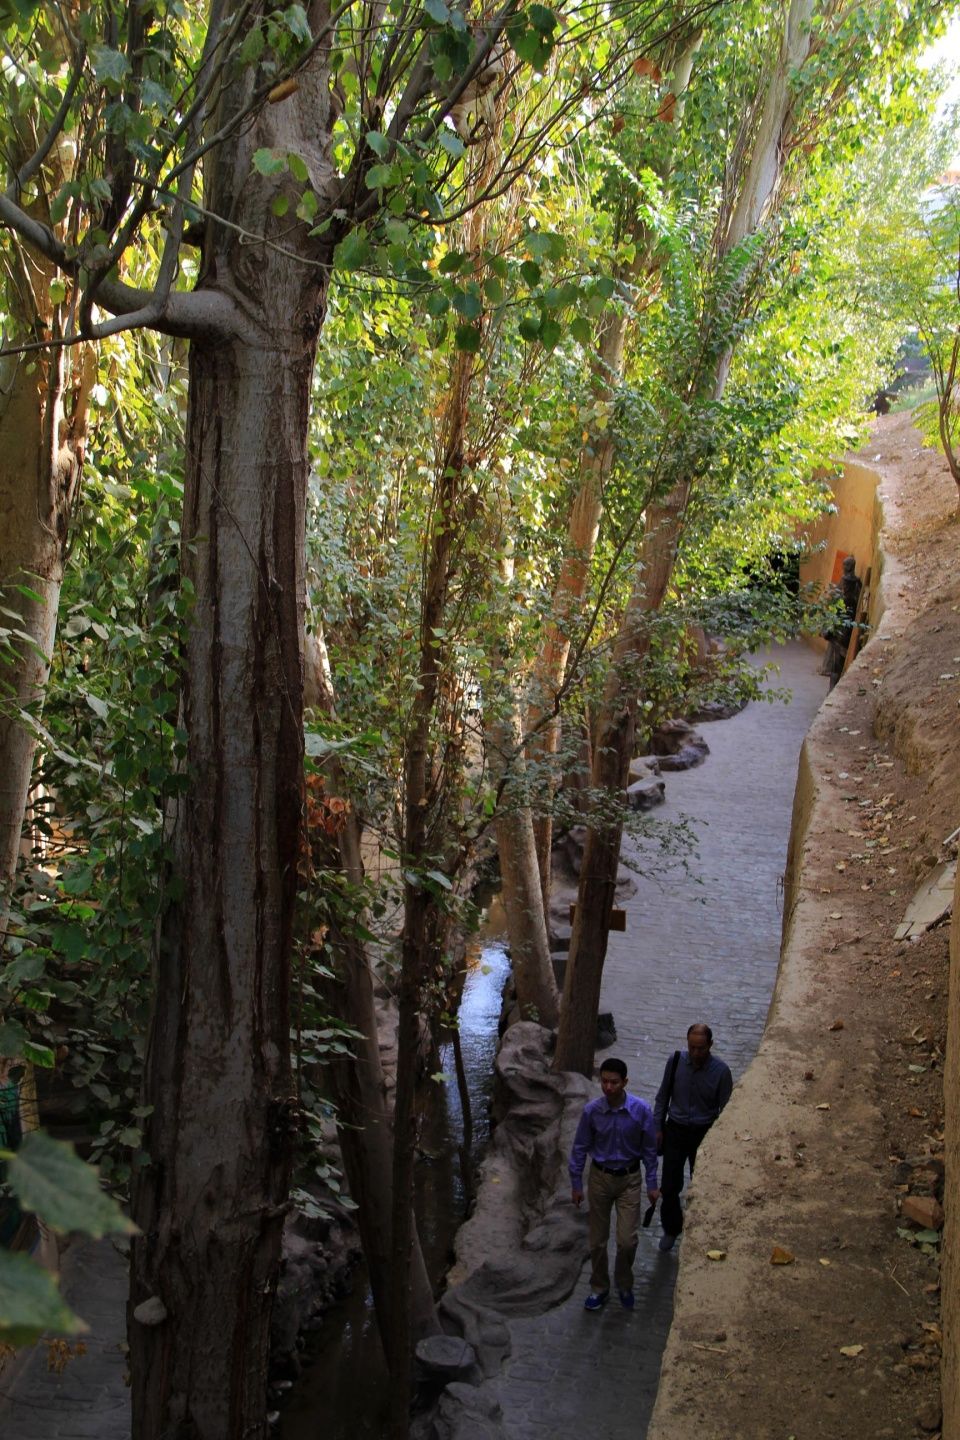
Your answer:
[770,1246,795,1265]
[839,1344,863,1358]
[706,1249,726,1261]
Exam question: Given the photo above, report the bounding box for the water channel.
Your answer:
[279,922,512,1439]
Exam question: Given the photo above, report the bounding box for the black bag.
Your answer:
[656,1050,681,1156]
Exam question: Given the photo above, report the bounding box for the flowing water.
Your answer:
[279,924,511,1439]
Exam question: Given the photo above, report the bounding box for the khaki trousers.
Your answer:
[587,1163,644,1293]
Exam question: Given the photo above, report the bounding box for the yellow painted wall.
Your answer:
[799,459,883,650]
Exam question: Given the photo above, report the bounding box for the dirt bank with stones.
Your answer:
[649,413,959,1440]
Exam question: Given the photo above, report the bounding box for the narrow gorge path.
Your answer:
[493,641,826,1439]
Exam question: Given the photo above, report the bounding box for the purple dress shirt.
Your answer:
[568,1091,659,1191]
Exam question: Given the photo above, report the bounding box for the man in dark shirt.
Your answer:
[653,1023,732,1251]
[569,1057,660,1311]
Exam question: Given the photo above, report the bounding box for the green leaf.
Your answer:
[335,229,371,270]
[2,953,46,989]
[528,3,556,32]
[452,287,482,320]
[366,130,390,157]
[0,1248,87,1346]
[91,45,130,88]
[6,1132,137,1239]
[454,324,481,353]
[425,291,450,317]
[539,318,562,350]
[288,152,309,183]
[238,24,265,65]
[271,194,290,217]
[22,1041,55,1068]
[84,693,108,721]
[525,230,565,261]
[365,163,398,190]
[0,1020,28,1058]
[518,313,541,342]
[438,251,466,274]
[570,316,593,346]
[438,129,465,158]
[425,869,452,890]
[297,189,319,222]
[48,278,66,305]
[520,259,541,287]
[424,0,450,22]
[252,149,285,176]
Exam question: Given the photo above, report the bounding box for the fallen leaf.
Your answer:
[816,1103,831,1111]
[819,1258,831,1266]
[706,1249,726,1261]
[770,1246,795,1265]
[828,1018,844,1031]
[829,912,843,919]
[839,1344,864,1358]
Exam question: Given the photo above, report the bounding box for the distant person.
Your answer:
[654,1024,732,1252]
[569,1057,659,1311]
[821,555,862,690]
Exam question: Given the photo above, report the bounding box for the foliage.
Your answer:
[0,1130,132,1345]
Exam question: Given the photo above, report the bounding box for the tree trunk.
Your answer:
[525,32,702,914]
[0,253,91,904]
[306,629,438,1360]
[129,35,339,1435]
[553,484,688,1075]
[526,311,626,914]
[129,326,314,1440]
[553,0,814,1078]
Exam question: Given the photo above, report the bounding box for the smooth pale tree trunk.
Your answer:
[526,33,702,916]
[0,250,92,904]
[554,0,813,1077]
[488,552,559,1028]
[554,484,688,1074]
[526,310,626,912]
[129,33,340,1440]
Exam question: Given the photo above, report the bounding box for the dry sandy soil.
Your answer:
[649,412,960,1440]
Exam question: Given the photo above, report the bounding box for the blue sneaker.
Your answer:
[583,1291,609,1312]
[658,1232,677,1252]
[618,1290,635,1310]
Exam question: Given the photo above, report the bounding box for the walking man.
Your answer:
[654,1023,732,1251]
[569,1057,659,1311]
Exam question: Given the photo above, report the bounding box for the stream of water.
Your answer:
[279,926,511,1439]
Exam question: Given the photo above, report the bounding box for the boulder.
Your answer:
[649,717,709,771]
[626,776,665,811]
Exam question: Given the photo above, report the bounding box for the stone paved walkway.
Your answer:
[493,641,826,1438]
[0,1237,130,1439]
[0,643,824,1440]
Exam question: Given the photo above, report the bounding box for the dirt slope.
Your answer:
[648,413,960,1440]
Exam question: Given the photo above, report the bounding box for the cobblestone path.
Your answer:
[0,643,824,1440]
[494,641,826,1439]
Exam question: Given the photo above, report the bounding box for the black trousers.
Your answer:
[660,1119,712,1236]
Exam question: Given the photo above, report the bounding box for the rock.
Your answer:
[916,1400,942,1433]
[596,1012,617,1049]
[429,1381,505,1440]
[648,718,709,771]
[900,1195,944,1230]
[628,756,660,781]
[133,1296,168,1326]
[626,777,666,811]
[415,1335,478,1384]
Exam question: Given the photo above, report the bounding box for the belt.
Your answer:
[592,1159,640,1176]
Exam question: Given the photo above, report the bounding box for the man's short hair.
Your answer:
[687,1023,713,1044]
[599,1057,628,1079]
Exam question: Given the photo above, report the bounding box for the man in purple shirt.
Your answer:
[569,1057,660,1311]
